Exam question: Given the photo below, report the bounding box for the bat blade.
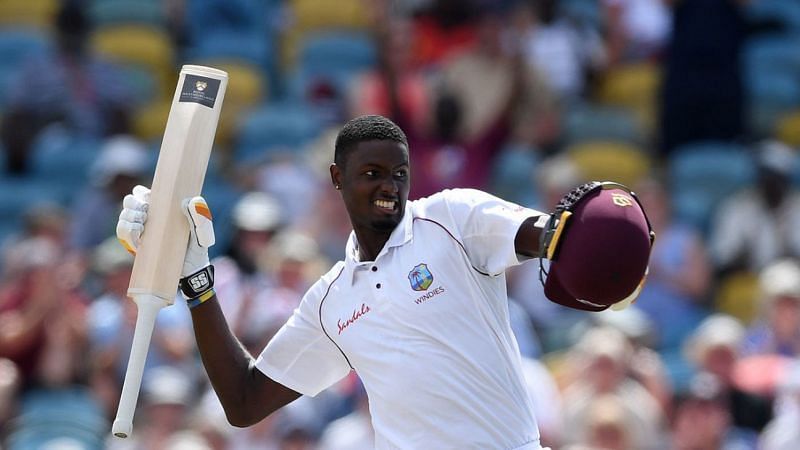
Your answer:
[112,65,227,438]
[128,65,228,301]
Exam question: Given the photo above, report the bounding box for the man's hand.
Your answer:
[181,196,215,278]
[116,185,216,301]
[117,185,150,255]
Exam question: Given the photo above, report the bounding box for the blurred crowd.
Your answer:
[1,0,800,449]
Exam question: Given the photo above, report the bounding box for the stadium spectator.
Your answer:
[602,0,672,65]
[685,314,774,432]
[68,135,151,251]
[0,1,135,174]
[709,140,800,275]
[671,371,759,450]
[561,326,668,449]
[741,259,800,358]
[518,0,605,101]
[0,237,89,391]
[659,0,748,155]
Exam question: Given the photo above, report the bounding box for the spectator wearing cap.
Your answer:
[87,237,194,417]
[562,394,635,450]
[741,259,800,358]
[212,192,284,340]
[685,313,773,432]
[670,372,759,450]
[709,140,800,275]
[107,366,197,450]
[68,135,151,251]
[561,326,667,450]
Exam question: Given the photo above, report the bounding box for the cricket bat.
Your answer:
[112,65,227,438]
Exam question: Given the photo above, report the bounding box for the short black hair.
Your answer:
[334,115,408,168]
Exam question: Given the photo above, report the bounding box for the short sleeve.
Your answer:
[254,265,351,396]
[421,189,544,275]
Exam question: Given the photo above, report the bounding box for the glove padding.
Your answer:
[181,196,215,278]
[117,185,150,255]
[116,185,216,292]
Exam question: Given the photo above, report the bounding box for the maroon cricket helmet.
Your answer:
[543,182,654,311]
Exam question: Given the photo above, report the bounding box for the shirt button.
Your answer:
[371,266,378,272]
[376,283,381,289]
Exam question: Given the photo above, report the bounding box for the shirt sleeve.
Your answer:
[425,189,544,275]
[254,264,351,396]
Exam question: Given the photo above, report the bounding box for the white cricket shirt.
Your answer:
[255,189,544,449]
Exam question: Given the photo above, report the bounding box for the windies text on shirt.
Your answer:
[338,303,371,334]
[415,286,445,304]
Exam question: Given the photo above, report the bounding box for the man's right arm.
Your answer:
[116,186,301,427]
[190,293,301,427]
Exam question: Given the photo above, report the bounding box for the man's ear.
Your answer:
[330,163,342,190]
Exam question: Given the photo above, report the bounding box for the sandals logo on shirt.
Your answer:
[408,263,434,291]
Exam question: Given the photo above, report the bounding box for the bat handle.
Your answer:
[112,294,169,438]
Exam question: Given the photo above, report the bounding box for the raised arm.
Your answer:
[116,186,300,427]
[188,291,300,426]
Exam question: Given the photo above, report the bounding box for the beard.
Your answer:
[370,216,400,232]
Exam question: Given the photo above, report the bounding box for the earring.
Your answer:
[335,184,341,190]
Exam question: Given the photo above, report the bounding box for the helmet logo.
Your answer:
[611,193,633,207]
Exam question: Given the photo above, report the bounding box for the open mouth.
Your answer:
[374,199,397,212]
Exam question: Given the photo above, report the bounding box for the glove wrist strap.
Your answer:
[180,264,215,301]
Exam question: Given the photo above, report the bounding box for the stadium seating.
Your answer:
[596,63,660,108]
[0,27,52,110]
[5,387,107,450]
[566,140,652,187]
[88,0,166,27]
[558,0,602,29]
[489,144,541,207]
[289,0,369,34]
[184,30,274,71]
[714,270,760,325]
[234,102,322,163]
[564,102,646,145]
[668,141,755,233]
[90,24,176,97]
[202,174,245,257]
[595,63,661,135]
[28,131,101,191]
[775,109,800,148]
[288,31,377,111]
[744,35,800,136]
[0,0,59,28]
[746,0,800,31]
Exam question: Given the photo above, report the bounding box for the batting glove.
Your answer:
[179,196,216,302]
[117,185,151,254]
[116,186,217,303]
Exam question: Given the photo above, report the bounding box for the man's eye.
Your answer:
[364,170,377,177]
[394,170,407,179]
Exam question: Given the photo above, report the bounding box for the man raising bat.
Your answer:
[117,115,653,449]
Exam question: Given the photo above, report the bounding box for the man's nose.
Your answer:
[380,176,399,194]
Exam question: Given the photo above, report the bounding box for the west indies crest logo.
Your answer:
[408,263,434,291]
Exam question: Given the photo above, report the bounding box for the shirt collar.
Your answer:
[344,203,414,284]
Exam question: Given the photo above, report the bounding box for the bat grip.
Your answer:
[111,294,169,438]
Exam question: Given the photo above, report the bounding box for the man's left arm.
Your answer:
[514,215,548,260]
